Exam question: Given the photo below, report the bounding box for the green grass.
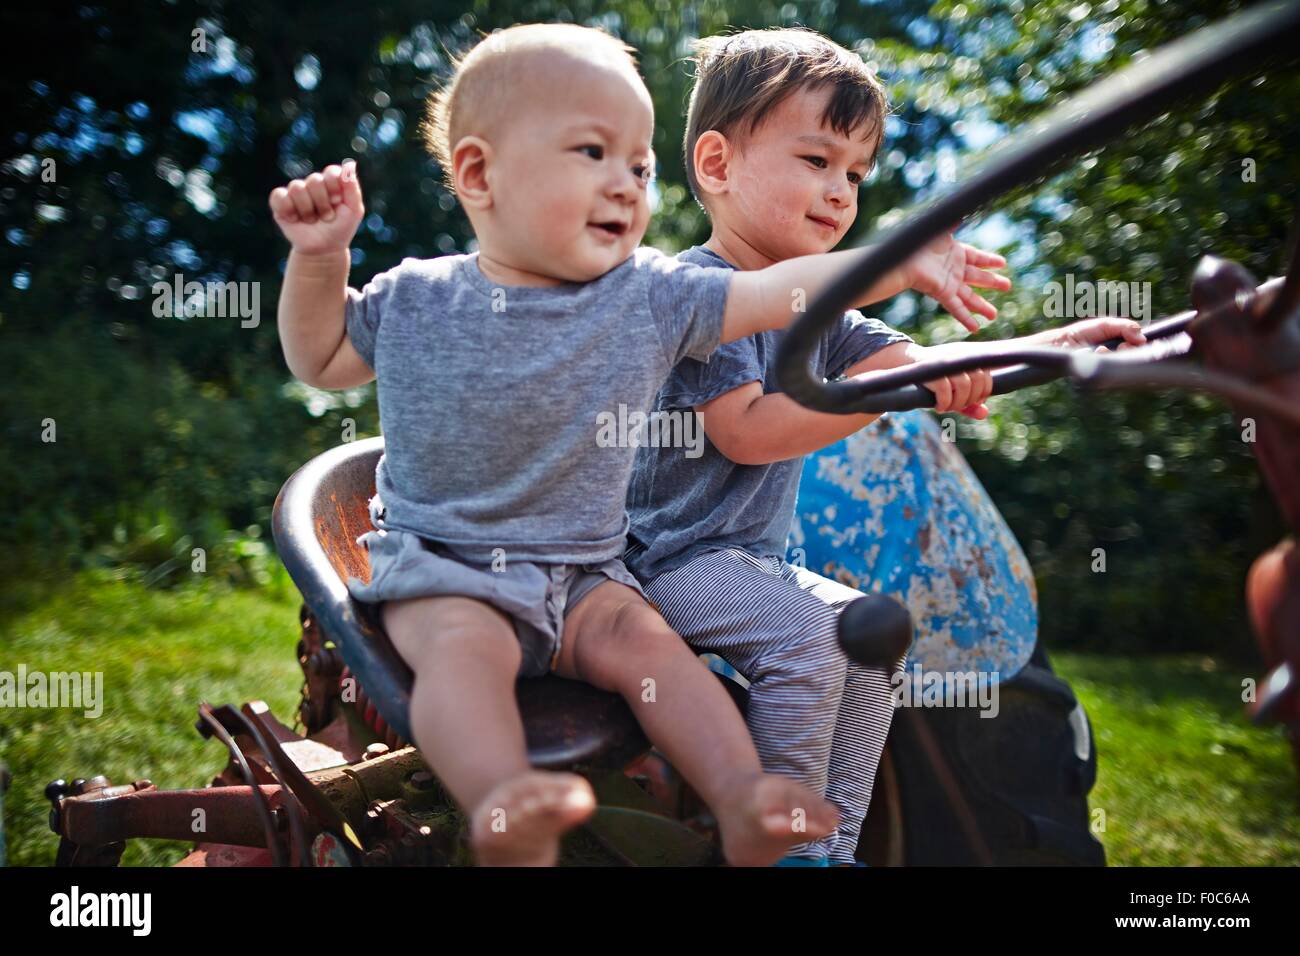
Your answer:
[0,565,305,866]
[2,568,1297,866]
[1051,651,1300,866]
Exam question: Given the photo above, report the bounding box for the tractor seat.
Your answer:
[271,437,649,771]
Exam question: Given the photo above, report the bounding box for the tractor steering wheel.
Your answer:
[774,0,1300,419]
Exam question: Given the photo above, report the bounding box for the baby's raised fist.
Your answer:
[269,159,365,255]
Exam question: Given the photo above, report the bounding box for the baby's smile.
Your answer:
[588,218,631,238]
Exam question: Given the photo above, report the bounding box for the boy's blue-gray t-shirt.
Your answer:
[344,246,729,565]
[624,244,913,583]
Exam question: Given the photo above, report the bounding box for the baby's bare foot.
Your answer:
[469,771,596,866]
[714,772,839,867]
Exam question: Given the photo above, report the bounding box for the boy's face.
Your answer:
[711,85,879,262]
[479,55,655,283]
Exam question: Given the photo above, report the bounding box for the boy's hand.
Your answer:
[1026,317,1147,351]
[914,318,1145,420]
[901,230,1012,332]
[917,343,993,420]
[269,159,365,255]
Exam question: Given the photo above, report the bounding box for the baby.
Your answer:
[268,23,987,866]
[626,27,1145,865]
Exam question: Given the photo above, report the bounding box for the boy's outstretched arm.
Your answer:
[699,318,1145,467]
[698,341,980,465]
[270,159,373,389]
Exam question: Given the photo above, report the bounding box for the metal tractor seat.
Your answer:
[270,437,648,770]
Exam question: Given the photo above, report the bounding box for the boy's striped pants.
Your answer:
[645,547,902,863]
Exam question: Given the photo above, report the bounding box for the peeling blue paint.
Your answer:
[793,410,1037,680]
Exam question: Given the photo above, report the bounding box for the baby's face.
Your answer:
[718,86,880,262]
[482,56,655,283]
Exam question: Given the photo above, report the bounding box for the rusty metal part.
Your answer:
[245,702,355,774]
[231,704,310,866]
[342,665,406,753]
[209,704,360,785]
[47,775,314,865]
[1184,254,1300,770]
[336,745,441,809]
[46,776,134,866]
[46,698,430,867]
[1191,256,1300,528]
[1247,538,1300,766]
[272,437,417,747]
[202,702,362,861]
[55,781,288,848]
[297,604,345,735]
[176,844,275,866]
[1070,356,1300,428]
[46,747,435,866]
[196,703,286,866]
[360,798,458,866]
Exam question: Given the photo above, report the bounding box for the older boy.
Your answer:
[627,28,1144,865]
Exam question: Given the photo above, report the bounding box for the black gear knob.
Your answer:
[838,594,912,667]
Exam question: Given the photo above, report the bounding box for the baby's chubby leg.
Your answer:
[556,582,839,865]
[382,595,595,865]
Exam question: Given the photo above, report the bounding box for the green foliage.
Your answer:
[1,322,377,566]
[0,0,1293,655]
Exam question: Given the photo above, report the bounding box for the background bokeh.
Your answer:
[3,0,1293,654]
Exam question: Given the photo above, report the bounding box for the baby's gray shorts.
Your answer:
[347,496,644,677]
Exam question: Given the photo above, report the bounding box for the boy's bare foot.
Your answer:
[713,772,840,867]
[468,771,597,866]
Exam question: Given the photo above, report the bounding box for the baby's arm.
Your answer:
[722,235,1010,344]
[720,249,896,344]
[270,160,374,389]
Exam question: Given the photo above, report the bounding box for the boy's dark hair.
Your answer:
[684,27,888,206]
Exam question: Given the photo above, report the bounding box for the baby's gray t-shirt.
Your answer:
[344,247,730,565]
[624,244,913,583]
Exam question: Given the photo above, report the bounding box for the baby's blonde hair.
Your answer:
[422,23,641,192]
